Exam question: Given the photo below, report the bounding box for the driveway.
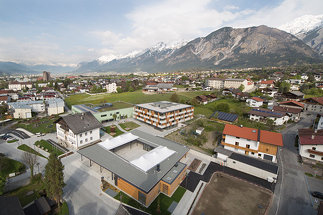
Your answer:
[62,153,120,215]
[269,115,319,215]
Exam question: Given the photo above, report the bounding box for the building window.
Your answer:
[80,134,82,137]
[235,142,239,146]
[258,153,261,157]
[246,144,250,149]
[266,148,269,152]
[101,114,107,117]
[85,132,87,136]
[90,137,93,141]
[236,137,240,139]
[80,140,83,144]
[312,147,316,150]
[85,138,88,142]
[310,154,315,158]
[233,161,236,164]
[251,152,255,155]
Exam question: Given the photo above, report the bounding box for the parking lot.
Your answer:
[192,173,272,215]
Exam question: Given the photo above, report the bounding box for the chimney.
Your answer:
[156,164,160,172]
[312,135,315,140]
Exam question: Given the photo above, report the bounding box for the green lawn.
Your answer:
[104,125,124,137]
[4,174,43,207]
[17,144,46,158]
[15,116,58,134]
[119,121,140,131]
[115,186,186,215]
[7,139,18,143]
[0,155,26,177]
[58,201,69,215]
[34,140,64,156]
[65,90,207,108]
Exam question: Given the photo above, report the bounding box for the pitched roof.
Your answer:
[249,108,285,118]
[298,128,323,145]
[260,80,274,85]
[251,97,264,102]
[0,196,24,215]
[223,124,283,147]
[56,112,102,134]
[273,106,302,114]
[279,100,304,108]
[305,96,323,105]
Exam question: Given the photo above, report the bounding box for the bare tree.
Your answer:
[22,152,38,179]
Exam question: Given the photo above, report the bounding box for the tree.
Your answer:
[44,153,65,208]
[214,103,230,112]
[238,84,245,92]
[22,151,38,179]
[113,113,117,121]
[190,98,199,106]
[0,176,5,195]
[117,87,123,93]
[278,81,290,94]
[170,93,179,103]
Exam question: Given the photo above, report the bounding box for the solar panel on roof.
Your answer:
[211,111,238,122]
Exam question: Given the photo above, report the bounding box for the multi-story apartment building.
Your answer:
[134,101,194,129]
[206,78,253,91]
[106,83,117,93]
[298,128,323,163]
[55,112,102,149]
[221,124,283,162]
[8,82,33,91]
[43,71,51,81]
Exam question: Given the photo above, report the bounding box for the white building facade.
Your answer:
[106,83,117,93]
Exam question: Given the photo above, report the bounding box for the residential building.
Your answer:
[316,114,323,130]
[303,96,323,114]
[273,106,302,122]
[46,98,65,116]
[8,82,33,91]
[195,94,217,105]
[246,97,264,107]
[222,88,250,101]
[0,96,10,104]
[206,78,253,91]
[248,108,289,125]
[283,91,304,101]
[261,88,278,97]
[72,102,133,123]
[55,112,102,149]
[106,83,117,93]
[134,101,194,129]
[258,80,275,89]
[142,82,175,93]
[78,130,189,207]
[298,129,323,163]
[43,71,51,81]
[221,124,283,162]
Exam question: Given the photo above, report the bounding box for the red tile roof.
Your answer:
[251,97,264,102]
[260,80,274,85]
[279,100,304,108]
[299,135,323,145]
[305,96,323,105]
[223,124,283,147]
[273,106,302,114]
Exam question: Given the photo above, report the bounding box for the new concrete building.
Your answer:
[47,98,65,116]
[206,78,253,92]
[221,124,283,162]
[106,83,117,93]
[43,71,51,81]
[134,101,194,129]
[55,112,102,149]
[78,130,189,207]
[72,102,134,123]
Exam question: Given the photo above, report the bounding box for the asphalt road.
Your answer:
[62,153,120,215]
[269,115,318,215]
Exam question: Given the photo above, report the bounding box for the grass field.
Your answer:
[34,140,64,156]
[4,174,43,207]
[87,101,133,112]
[0,155,25,177]
[65,90,207,108]
[58,201,69,215]
[17,144,46,158]
[104,125,124,137]
[119,121,140,131]
[115,186,186,215]
[15,116,58,134]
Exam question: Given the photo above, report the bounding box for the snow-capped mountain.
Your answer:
[279,14,323,56]
[279,14,323,37]
[75,25,322,74]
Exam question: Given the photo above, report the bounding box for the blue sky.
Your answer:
[0,0,322,66]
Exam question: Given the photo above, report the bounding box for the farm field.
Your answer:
[65,90,207,108]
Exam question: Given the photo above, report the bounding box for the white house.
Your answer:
[47,98,65,116]
[8,82,33,91]
[298,129,323,163]
[55,112,102,149]
[221,124,283,162]
[248,108,289,125]
[303,97,323,114]
[106,83,117,93]
[246,97,264,107]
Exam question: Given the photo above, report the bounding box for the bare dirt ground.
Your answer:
[192,173,272,215]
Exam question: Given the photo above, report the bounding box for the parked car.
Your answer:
[312,191,323,199]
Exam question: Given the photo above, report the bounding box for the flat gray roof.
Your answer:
[78,129,189,193]
[135,101,192,114]
[162,162,186,184]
